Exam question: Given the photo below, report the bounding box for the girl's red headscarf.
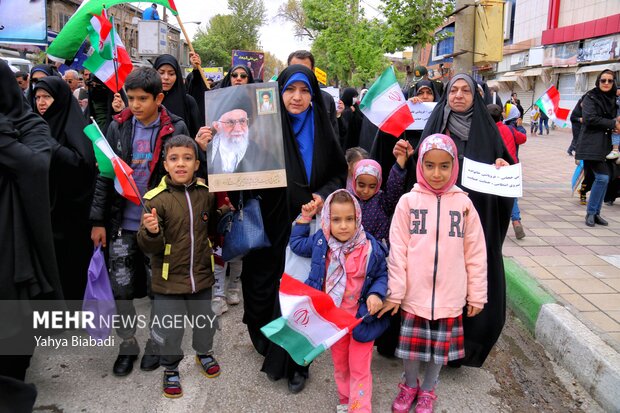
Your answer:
[415,133,459,196]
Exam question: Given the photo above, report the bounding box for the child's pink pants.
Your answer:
[330,334,374,412]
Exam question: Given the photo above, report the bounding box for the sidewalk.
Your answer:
[502,128,620,410]
[503,129,620,352]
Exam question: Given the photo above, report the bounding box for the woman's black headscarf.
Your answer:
[278,64,348,219]
[153,54,202,136]
[341,87,358,107]
[419,72,513,368]
[408,79,438,102]
[26,64,61,108]
[590,69,618,115]
[218,65,255,89]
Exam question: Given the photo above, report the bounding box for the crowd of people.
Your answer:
[2,46,618,412]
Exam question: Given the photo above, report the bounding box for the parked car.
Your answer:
[0,56,33,73]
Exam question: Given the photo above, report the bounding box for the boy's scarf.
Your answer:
[320,189,367,306]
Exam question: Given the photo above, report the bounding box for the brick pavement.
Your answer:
[503,127,620,352]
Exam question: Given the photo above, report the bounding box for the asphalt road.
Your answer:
[27,297,602,413]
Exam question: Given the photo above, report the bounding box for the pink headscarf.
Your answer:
[352,159,383,199]
[415,133,459,196]
[320,189,367,306]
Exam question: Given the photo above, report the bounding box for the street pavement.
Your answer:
[503,128,620,353]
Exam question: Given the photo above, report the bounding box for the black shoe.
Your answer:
[113,340,140,376]
[594,215,609,226]
[140,338,160,371]
[287,371,307,394]
[585,214,595,227]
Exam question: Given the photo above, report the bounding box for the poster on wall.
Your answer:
[204,83,286,192]
[232,50,265,82]
[0,0,47,45]
[579,35,620,63]
[543,42,579,67]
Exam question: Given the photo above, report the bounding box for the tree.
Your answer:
[276,0,316,40]
[192,0,266,69]
[263,51,285,80]
[380,0,454,53]
[303,0,390,87]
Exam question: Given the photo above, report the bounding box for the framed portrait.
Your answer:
[204,84,287,192]
[256,87,277,115]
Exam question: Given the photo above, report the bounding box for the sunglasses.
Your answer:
[600,79,615,84]
[231,73,248,79]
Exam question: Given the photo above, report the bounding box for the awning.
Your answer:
[496,75,518,82]
[521,68,543,77]
[576,62,620,74]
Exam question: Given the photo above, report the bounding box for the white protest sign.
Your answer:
[406,102,437,130]
[323,87,340,107]
[461,157,522,198]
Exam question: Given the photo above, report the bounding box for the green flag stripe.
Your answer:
[261,317,325,366]
[359,67,397,111]
[84,124,115,179]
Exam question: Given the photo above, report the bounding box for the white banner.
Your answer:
[406,102,437,130]
[461,157,522,198]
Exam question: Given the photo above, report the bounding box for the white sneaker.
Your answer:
[606,150,620,160]
[336,404,348,413]
[211,297,228,316]
[226,290,241,305]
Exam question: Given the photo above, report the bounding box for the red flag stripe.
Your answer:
[379,104,414,137]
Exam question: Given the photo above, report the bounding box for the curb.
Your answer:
[503,257,620,412]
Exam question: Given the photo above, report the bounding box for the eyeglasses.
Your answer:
[600,79,615,84]
[218,118,249,128]
[231,73,248,79]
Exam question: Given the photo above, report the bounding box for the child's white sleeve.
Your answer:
[463,201,488,309]
[387,196,410,304]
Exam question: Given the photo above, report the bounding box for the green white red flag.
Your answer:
[47,0,178,62]
[359,66,414,137]
[535,86,570,128]
[83,11,132,92]
[260,274,363,366]
[83,122,141,205]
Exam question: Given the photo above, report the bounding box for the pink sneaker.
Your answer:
[415,390,437,413]
[392,382,419,413]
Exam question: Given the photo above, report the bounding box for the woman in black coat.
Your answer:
[247,65,347,393]
[33,77,97,303]
[575,69,619,227]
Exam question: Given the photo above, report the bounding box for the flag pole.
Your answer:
[109,12,120,93]
[174,15,210,89]
[89,117,150,214]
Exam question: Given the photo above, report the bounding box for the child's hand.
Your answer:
[366,294,383,316]
[377,301,400,317]
[312,193,324,211]
[143,208,159,234]
[111,93,125,113]
[300,200,318,222]
[393,139,412,169]
[494,158,509,169]
[223,196,235,211]
[466,305,482,317]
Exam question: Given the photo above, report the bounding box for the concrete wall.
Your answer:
[558,0,620,27]
[513,0,550,44]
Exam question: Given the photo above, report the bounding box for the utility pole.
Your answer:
[453,0,475,75]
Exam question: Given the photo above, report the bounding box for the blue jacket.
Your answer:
[289,222,389,342]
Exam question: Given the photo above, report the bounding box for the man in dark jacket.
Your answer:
[90,67,189,377]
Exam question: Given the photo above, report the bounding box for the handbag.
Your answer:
[218,192,271,262]
[82,246,117,341]
[284,215,321,282]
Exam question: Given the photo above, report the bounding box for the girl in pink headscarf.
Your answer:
[380,133,488,413]
[349,139,410,246]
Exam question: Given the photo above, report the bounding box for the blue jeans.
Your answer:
[539,118,549,133]
[587,169,610,216]
[511,199,521,221]
[612,134,620,147]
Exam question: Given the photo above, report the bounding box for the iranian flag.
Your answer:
[48,0,178,62]
[261,274,363,366]
[83,12,133,92]
[83,122,141,205]
[359,66,414,137]
[536,86,570,128]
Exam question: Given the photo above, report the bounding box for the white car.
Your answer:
[0,56,33,73]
